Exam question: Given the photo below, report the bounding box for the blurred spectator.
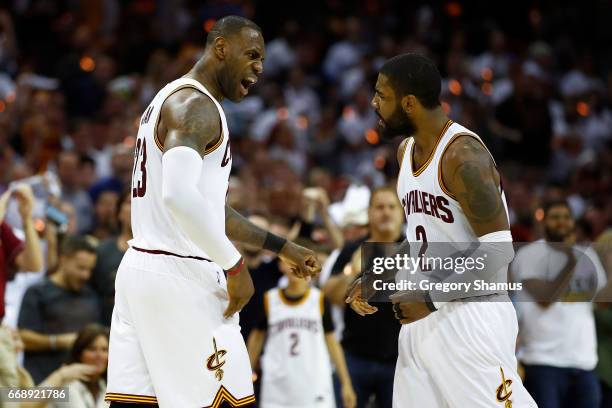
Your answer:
[291,187,344,250]
[0,184,44,386]
[512,200,606,408]
[322,186,404,408]
[18,235,100,383]
[323,17,365,81]
[88,189,119,241]
[57,152,94,234]
[91,193,131,326]
[48,324,109,408]
[0,184,43,321]
[284,66,320,126]
[493,63,553,166]
[15,324,110,408]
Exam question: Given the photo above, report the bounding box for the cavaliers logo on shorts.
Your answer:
[496,367,513,407]
[207,337,227,381]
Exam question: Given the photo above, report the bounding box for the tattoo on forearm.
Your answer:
[225,205,267,249]
[457,161,503,223]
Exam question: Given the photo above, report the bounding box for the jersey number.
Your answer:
[416,225,432,271]
[289,332,299,356]
[132,137,147,198]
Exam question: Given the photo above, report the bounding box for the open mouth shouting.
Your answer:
[239,77,257,96]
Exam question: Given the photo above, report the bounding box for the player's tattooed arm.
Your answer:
[225,204,270,250]
[225,204,322,278]
[441,135,509,236]
[160,90,221,154]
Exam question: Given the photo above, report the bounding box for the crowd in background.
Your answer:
[0,0,611,407]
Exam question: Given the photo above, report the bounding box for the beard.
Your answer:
[377,104,417,139]
[544,226,570,242]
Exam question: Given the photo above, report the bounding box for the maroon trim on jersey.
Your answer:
[132,246,212,262]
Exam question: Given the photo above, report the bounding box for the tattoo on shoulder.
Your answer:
[454,139,503,223]
[164,92,220,153]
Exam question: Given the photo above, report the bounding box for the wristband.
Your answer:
[424,292,438,312]
[262,233,287,254]
[49,335,57,351]
[225,257,245,277]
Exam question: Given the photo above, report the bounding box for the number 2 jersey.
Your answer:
[259,287,335,408]
[129,77,232,259]
[396,120,509,243]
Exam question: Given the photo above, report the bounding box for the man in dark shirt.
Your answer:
[91,193,131,325]
[322,186,404,408]
[18,235,101,383]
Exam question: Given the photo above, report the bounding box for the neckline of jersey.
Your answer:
[279,287,311,307]
[410,119,454,177]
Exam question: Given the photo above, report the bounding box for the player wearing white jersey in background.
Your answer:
[105,16,320,408]
[247,259,356,408]
[346,53,537,407]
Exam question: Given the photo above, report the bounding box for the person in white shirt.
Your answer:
[50,324,109,408]
[512,199,606,408]
[18,324,109,408]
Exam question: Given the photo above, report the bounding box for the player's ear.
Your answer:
[213,37,227,60]
[401,95,417,114]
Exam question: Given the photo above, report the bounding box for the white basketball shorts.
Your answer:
[393,299,538,407]
[105,247,255,407]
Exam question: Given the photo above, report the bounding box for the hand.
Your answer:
[0,189,10,222]
[345,277,378,316]
[341,383,357,408]
[12,184,35,220]
[58,363,99,383]
[278,241,321,279]
[314,187,330,212]
[389,291,432,324]
[224,262,254,319]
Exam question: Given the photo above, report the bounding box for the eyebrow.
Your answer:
[247,48,264,59]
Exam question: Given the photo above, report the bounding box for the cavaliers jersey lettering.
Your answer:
[260,288,334,408]
[129,77,232,259]
[268,317,320,336]
[400,189,454,223]
[396,120,509,243]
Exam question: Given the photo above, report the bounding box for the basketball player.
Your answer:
[248,256,356,408]
[105,16,320,408]
[346,53,537,407]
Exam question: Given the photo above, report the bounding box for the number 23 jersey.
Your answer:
[396,120,509,243]
[129,77,232,259]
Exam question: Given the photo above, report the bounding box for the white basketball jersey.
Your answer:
[260,287,334,408]
[128,77,232,259]
[396,120,509,243]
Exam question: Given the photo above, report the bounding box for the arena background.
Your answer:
[0,0,611,407]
